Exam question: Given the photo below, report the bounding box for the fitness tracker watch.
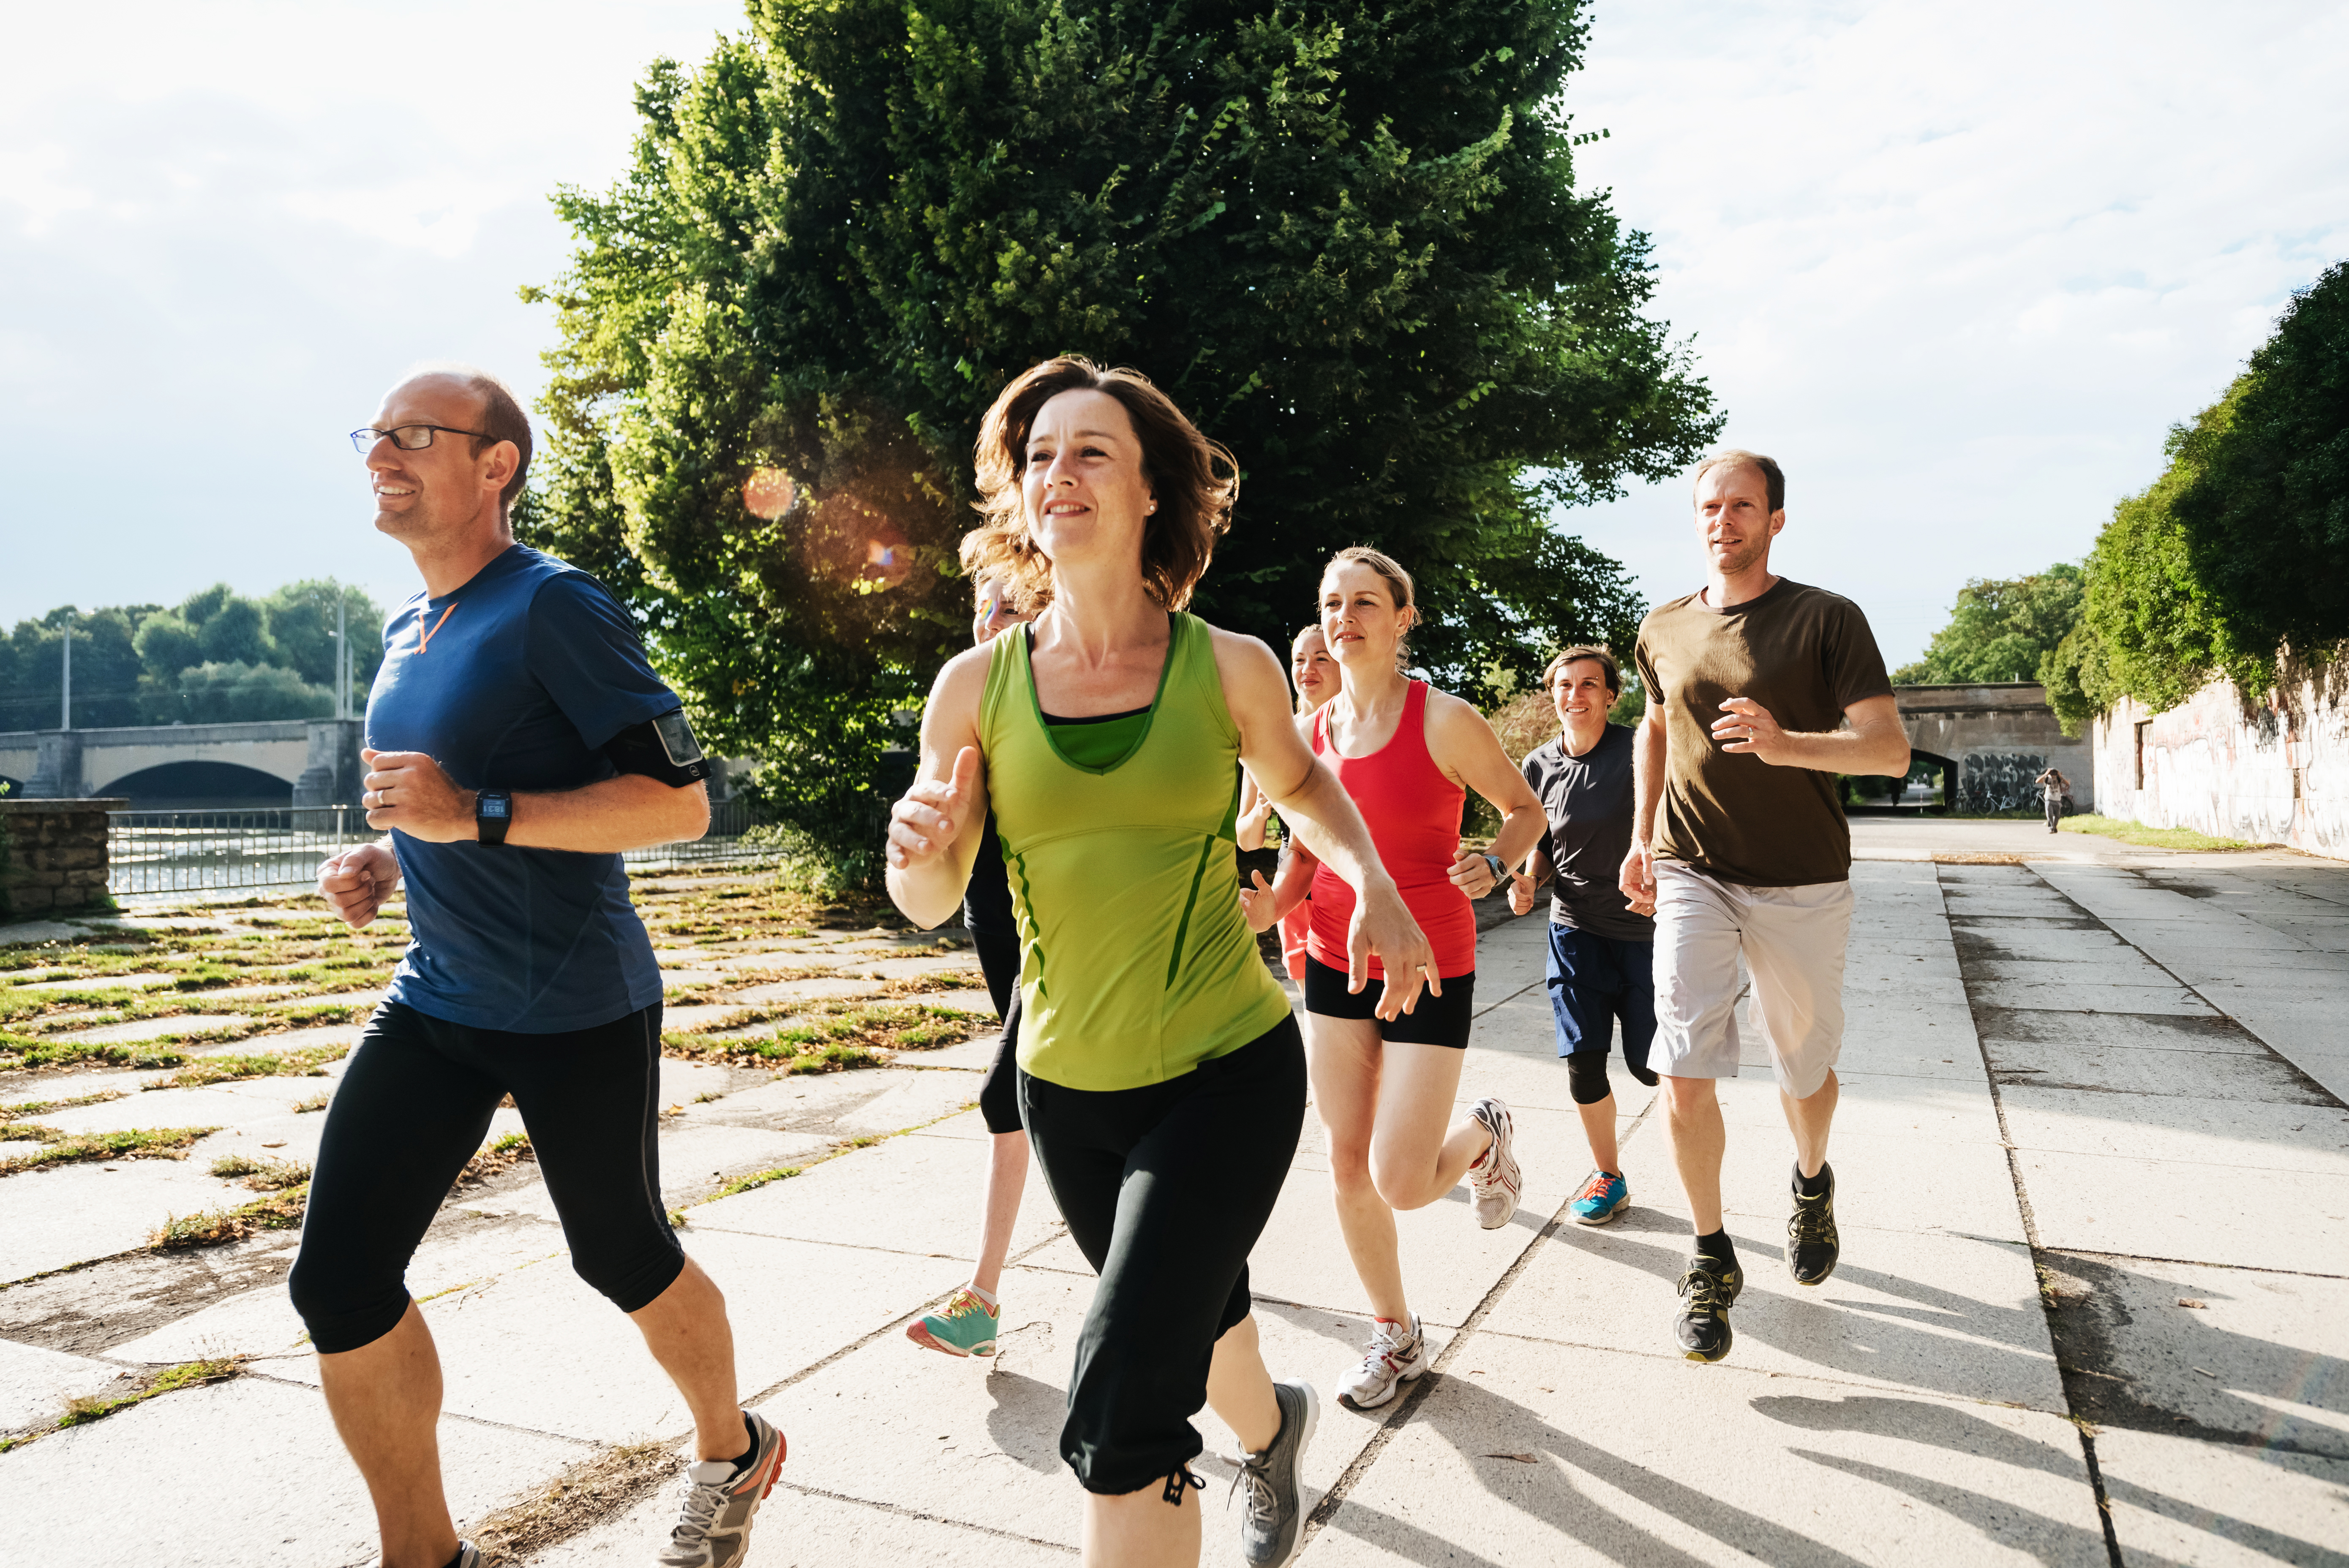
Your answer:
[1481,852,1507,893]
[475,789,513,846]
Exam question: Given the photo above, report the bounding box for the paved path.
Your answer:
[1,825,2342,1565]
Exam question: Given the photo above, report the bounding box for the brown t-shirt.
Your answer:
[1633,578,1892,887]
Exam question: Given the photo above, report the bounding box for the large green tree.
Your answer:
[526,0,1721,863]
[2171,259,2349,660]
[1893,564,2084,686]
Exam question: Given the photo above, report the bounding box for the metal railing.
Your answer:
[108,808,359,900]
[107,797,778,901]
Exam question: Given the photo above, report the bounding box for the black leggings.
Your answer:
[972,920,1025,1136]
[288,1000,682,1354]
[1019,1018,1306,1496]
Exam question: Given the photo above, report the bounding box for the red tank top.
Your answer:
[1306,680,1477,979]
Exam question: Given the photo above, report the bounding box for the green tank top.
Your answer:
[981,612,1293,1091]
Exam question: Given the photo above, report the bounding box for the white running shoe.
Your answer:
[1466,1097,1521,1230]
[1335,1314,1427,1410]
[657,1410,786,1567]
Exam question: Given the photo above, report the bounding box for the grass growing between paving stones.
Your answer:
[467,1439,679,1565]
[662,1000,988,1072]
[57,1357,242,1427]
[0,1033,189,1073]
[709,1165,802,1199]
[150,1184,308,1248]
[455,1132,533,1186]
[208,1153,311,1190]
[0,1123,222,1176]
[2060,814,2262,852]
[147,1044,348,1089]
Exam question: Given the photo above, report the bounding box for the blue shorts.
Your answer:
[1545,924,1657,1068]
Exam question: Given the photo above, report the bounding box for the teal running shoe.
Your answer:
[1570,1168,1629,1225]
[907,1288,1000,1357]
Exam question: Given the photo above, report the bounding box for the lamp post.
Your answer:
[59,623,71,731]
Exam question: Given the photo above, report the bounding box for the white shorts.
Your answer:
[1651,861,1853,1099]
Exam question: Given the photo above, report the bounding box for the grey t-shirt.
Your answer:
[1521,725,1655,943]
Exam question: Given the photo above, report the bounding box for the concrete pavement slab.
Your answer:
[1301,1334,2107,1568]
[2094,1427,2349,1568]
[828,1071,983,1135]
[1997,1085,2349,1174]
[1982,1033,2337,1101]
[0,1372,589,1568]
[0,1159,251,1282]
[29,1084,270,1135]
[2038,1250,2349,1459]
[687,1132,1066,1261]
[266,1230,971,1446]
[2013,1149,2349,1270]
[0,1335,137,1435]
[1480,1216,2065,1412]
[1972,1005,2281,1058]
[1964,979,2217,1015]
[35,1012,249,1044]
[537,1474,1071,1565]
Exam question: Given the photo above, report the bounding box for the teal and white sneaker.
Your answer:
[907,1287,1000,1358]
[1570,1168,1629,1225]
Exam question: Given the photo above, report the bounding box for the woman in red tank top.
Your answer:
[1248,547,1545,1412]
[1236,626,1341,981]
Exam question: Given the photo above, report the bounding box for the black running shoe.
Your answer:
[1674,1255,1742,1362]
[1789,1163,1839,1286]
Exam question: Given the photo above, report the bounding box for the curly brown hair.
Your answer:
[966,357,1238,611]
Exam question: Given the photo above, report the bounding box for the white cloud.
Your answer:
[3,0,2345,669]
[1558,0,2349,663]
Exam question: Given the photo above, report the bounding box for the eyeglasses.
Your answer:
[349,424,488,455]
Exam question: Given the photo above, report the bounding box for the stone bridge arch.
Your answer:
[1893,683,2091,815]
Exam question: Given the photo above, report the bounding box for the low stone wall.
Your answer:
[0,798,125,918]
[2093,666,2349,859]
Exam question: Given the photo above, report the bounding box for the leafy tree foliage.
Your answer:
[526,0,1721,863]
[0,582,382,732]
[2171,260,2349,659]
[1893,565,2084,687]
[2041,382,2262,733]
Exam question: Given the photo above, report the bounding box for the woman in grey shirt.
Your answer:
[1511,645,1659,1225]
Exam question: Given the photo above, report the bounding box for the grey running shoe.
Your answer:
[1335,1314,1426,1410]
[657,1410,786,1568]
[1466,1097,1521,1229]
[1235,1378,1320,1568]
[1789,1163,1840,1286]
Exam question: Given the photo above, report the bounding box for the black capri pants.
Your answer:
[288,999,683,1354]
[1019,1017,1306,1496]
[972,921,1025,1137]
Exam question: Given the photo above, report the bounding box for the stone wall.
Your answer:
[0,798,125,918]
[2092,665,2349,859]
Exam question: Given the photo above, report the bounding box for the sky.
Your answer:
[4,1,2346,668]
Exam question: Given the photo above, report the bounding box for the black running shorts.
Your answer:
[1303,955,1477,1049]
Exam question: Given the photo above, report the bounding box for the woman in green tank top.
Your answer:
[886,356,1433,1568]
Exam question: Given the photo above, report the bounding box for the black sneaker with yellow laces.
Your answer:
[1789,1163,1839,1286]
[1674,1254,1742,1362]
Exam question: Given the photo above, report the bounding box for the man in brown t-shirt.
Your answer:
[1621,449,1910,1364]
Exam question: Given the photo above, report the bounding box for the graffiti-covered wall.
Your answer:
[1895,685,2092,814]
[1957,752,2049,814]
[2092,660,2349,860]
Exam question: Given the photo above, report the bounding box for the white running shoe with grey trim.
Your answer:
[1466,1097,1521,1230]
[656,1410,786,1568]
[1335,1313,1426,1410]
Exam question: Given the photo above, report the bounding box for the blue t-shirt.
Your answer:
[367,545,676,1032]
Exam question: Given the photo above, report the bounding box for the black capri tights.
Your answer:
[1019,1018,1306,1496]
[288,1000,682,1354]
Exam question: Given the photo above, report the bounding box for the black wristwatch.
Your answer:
[475,789,513,846]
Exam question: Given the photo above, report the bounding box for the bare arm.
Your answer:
[1617,708,1666,915]
[1712,692,1910,777]
[882,648,994,930]
[1211,629,1436,1012]
[1424,691,1546,897]
[359,749,709,854]
[1234,770,1273,852]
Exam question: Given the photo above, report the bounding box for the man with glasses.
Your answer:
[292,365,783,1568]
